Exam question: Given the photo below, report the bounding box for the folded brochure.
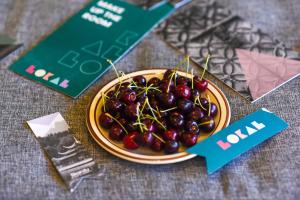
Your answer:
[9,0,179,98]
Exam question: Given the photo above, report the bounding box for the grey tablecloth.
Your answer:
[1,0,300,199]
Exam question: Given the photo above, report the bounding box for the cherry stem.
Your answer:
[144,114,167,131]
[140,98,147,114]
[152,132,166,143]
[107,59,123,96]
[133,122,148,131]
[186,55,190,77]
[107,59,120,80]
[129,79,139,88]
[174,56,189,70]
[166,56,190,93]
[155,106,162,118]
[101,92,108,112]
[207,94,211,117]
[160,107,178,113]
[145,97,158,120]
[144,84,152,95]
[196,96,207,111]
[136,103,144,133]
[105,113,128,134]
[119,71,126,77]
[200,54,210,81]
[198,120,213,126]
[191,68,194,90]
[167,70,176,93]
[114,90,120,98]
[137,84,161,97]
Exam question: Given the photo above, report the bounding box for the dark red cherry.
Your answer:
[185,120,200,134]
[135,96,149,114]
[106,90,115,98]
[175,85,191,99]
[164,141,179,154]
[147,89,160,99]
[147,77,161,87]
[133,75,147,86]
[160,79,175,93]
[136,90,146,98]
[121,89,136,104]
[163,129,179,141]
[200,98,209,107]
[137,131,154,146]
[118,88,130,100]
[151,138,164,151]
[169,112,184,128]
[158,109,169,118]
[149,98,159,109]
[181,132,198,147]
[123,132,139,149]
[135,93,146,103]
[106,97,123,115]
[204,103,218,117]
[115,82,130,93]
[99,113,114,129]
[117,117,127,126]
[121,82,131,88]
[190,89,200,101]
[187,107,205,122]
[199,116,215,132]
[154,118,168,134]
[142,119,155,132]
[126,121,138,132]
[163,69,175,80]
[124,103,138,120]
[134,88,146,97]
[194,76,208,91]
[176,76,189,86]
[109,123,125,141]
[177,129,185,141]
[177,98,193,113]
[158,92,176,108]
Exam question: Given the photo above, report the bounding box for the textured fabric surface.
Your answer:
[0,0,300,199]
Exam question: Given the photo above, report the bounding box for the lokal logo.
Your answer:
[216,121,266,150]
[25,65,69,89]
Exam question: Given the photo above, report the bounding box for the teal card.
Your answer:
[9,0,174,98]
[187,108,288,174]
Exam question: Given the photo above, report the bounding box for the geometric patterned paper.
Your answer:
[156,0,300,102]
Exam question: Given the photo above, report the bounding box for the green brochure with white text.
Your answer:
[10,0,174,98]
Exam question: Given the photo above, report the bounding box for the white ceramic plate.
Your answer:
[87,69,231,164]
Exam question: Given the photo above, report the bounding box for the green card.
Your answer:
[10,0,174,98]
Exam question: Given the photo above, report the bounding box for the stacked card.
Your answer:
[0,33,21,61]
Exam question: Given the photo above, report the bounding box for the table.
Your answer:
[1,0,300,199]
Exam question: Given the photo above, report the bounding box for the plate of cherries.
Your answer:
[87,65,231,164]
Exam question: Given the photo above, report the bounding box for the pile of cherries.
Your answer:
[99,69,218,154]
